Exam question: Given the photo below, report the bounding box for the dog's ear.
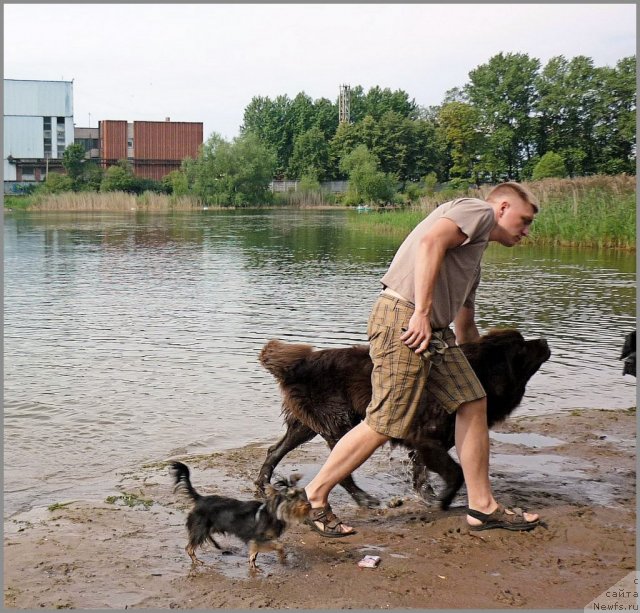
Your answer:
[288,472,303,487]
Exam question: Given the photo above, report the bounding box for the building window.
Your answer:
[21,166,35,180]
[43,117,52,157]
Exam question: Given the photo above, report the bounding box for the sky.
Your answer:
[3,3,637,141]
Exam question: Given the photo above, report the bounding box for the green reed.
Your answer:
[347,175,636,249]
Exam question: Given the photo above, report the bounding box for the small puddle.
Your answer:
[490,431,565,448]
[492,453,588,478]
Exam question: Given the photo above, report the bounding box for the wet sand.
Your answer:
[4,407,636,609]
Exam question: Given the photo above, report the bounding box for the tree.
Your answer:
[82,163,104,192]
[241,95,293,177]
[288,127,329,180]
[328,121,361,179]
[191,132,276,206]
[592,56,636,174]
[536,55,599,176]
[62,143,87,190]
[466,52,541,181]
[100,160,137,193]
[312,97,339,140]
[437,101,484,182]
[162,169,189,196]
[532,151,567,180]
[340,145,396,205]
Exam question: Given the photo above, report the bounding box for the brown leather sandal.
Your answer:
[467,504,540,531]
[304,504,357,538]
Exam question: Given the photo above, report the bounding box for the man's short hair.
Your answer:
[486,182,539,213]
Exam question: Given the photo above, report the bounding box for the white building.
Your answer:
[4,79,74,193]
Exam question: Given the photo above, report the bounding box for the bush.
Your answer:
[532,152,567,180]
[39,172,74,194]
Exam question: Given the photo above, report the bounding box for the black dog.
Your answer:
[620,331,636,376]
[257,329,550,510]
[171,461,310,571]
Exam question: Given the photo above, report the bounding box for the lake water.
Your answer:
[4,209,636,516]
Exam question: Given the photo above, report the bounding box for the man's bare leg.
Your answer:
[456,398,539,526]
[305,421,389,534]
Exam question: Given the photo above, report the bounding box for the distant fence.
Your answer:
[269,180,348,194]
[4,181,36,195]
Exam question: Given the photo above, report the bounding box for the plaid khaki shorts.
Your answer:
[364,293,486,439]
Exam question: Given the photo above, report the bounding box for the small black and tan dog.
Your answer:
[170,461,310,571]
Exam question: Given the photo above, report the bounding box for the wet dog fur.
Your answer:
[257,329,550,510]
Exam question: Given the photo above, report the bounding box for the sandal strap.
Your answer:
[309,505,345,530]
[467,503,505,522]
[468,504,530,525]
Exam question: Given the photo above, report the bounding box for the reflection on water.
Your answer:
[4,209,636,516]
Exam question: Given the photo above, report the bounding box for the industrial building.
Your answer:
[99,119,203,181]
[4,79,74,192]
[4,78,204,193]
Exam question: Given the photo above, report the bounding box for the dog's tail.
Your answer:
[259,339,314,381]
[170,461,201,502]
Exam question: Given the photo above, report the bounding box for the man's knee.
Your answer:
[361,420,392,446]
[456,397,487,422]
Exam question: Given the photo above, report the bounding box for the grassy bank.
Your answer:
[4,192,206,212]
[348,175,636,249]
[4,175,636,249]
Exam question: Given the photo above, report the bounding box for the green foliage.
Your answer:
[99,160,165,195]
[288,127,329,180]
[40,172,74,193]
[190,132,276,206]
[422,172,438,195]
[298,172,321,192]
[62,143,87,190]
[437,102,483,181]
[60,143,104,191]
[81,163,104,191]
[532,152,567,180]
[348,176,635,249]
[528,177,635,247]
[465,52,541,181]
[240,55,634,188]
[100,160,137,193]
[340,145,397,205]
[163,169,189,196]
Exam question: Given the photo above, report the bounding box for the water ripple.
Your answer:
[3,210,636,516]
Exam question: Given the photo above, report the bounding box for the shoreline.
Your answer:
[4,406,636,609]
[4,203,635,251]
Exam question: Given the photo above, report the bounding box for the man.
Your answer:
[304,182,541,537]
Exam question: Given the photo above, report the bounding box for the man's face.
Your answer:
[493,198,536,247]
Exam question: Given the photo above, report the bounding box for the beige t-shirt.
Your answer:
[380,197,496,328]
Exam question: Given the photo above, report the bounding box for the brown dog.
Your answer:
[257,329,550,509]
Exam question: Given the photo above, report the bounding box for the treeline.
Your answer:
[35,52,635,208]
[169,51,635,206]
[239,52,635,185]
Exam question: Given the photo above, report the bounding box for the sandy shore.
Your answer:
[4,407,636,609]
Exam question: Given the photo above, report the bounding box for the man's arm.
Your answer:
[401,217,467,355]
[454,304,481,344]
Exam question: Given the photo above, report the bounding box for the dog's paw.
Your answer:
[354,492,381,508]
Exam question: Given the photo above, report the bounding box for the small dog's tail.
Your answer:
[170,461,201,502]
[259,339,314,381]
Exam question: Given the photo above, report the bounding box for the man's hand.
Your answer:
[400,312,432,355]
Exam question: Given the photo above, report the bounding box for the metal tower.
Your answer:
[339,84,351,124]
